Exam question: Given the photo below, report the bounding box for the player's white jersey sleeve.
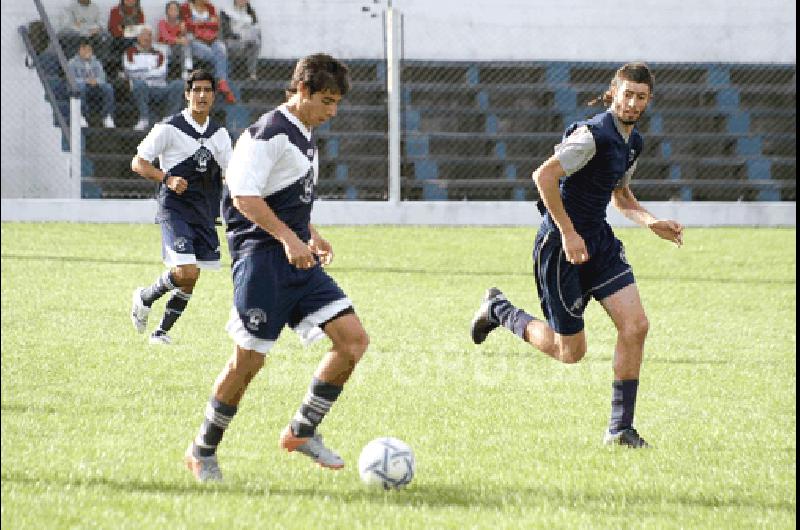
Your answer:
[136,123,170,163]
[554,125,596,176]
[217,129,233,177]
[616,159,637,189]
[226,130,287,197]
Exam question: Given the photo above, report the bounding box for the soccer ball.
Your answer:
[358,437,415,490]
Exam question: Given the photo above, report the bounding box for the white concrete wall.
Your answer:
[1,2,71,199]
[21,0,798,62]
[2,199,795,227]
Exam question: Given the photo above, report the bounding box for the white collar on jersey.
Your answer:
[277,103,312,141]
[181,108,210,134]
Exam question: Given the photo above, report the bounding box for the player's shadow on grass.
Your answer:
[3,472,793,513]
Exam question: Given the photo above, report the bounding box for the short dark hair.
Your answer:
[185,69,216,93]
[78,39,92,48]
[285,53,350,99]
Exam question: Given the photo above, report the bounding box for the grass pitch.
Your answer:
[1,223,796,529]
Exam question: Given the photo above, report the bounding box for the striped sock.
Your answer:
[194,397,238,457]
[157,289,191,332]
[141,270,176,306]
[491,298,535,339]
[290,378,343,438]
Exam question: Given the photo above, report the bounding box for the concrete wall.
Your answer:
[1,2,71,198]
[2,199,796,227]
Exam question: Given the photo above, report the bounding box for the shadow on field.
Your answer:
[2,254,795,286]
[3,471,794,513]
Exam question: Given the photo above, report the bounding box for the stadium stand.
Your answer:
[20,18,796,202]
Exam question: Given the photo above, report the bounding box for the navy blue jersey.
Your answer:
[223,105,318,261]
[137,109,232,226]
[538,111,643,238]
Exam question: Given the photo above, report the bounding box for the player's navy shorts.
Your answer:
[533,223,634,335]
[160,218,221,270]
[226,246,353,354]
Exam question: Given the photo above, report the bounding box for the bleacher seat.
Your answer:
[31,51,794,202]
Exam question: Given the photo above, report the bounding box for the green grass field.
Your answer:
[1,223,796,529]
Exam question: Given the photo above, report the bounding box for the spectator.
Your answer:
[108,0,145,76]
[68,40,116,128]
[124,26,185,131]
[180,0,236,103]
[220,0,261,80]
[57,0,111,62]
[158,1,192,79]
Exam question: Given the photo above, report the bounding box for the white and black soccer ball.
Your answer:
[358,437,415,490]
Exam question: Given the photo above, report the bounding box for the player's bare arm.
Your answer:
[308,224,334,266]
[233,195,317,268]
[131,155,188,194]
[612,186,684,247]
[533,155,589,264]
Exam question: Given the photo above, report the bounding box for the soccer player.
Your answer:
[184,53,368,482]
[130,69,232,345]
[471,62,683,448]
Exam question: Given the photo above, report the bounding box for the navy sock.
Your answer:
[141,270,176,306]
[194,397,238,457]
[291,378,343,437]
[490,298,535,340]
[609,379,639,434]
[157,289,191,332]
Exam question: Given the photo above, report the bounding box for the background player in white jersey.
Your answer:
[129,69,232,345]
[471,63,683,448]
[184,54,368,482]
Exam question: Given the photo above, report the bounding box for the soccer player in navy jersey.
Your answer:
[471,63,684,448]
[183,54,368,482]
[129,69,232,345]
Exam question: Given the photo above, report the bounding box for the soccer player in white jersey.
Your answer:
[183,54,368,482]
[129,69,232,345]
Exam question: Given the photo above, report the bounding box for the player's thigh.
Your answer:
[598,283,648,336]
[533,229,589,335]
[321,310,369,356]
[230,251,289,341]
[288,268,354,344]
[191,222,221,270]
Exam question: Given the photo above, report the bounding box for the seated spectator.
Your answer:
[57,0,111,63]
[180,0,236,103]
[220,0,261,80]
[157,1,191,79]
[67,40,116,128]
[123,26,184,130]
[108,0,145,77]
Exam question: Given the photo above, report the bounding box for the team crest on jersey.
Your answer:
[193,146,212,173]
[570,297,584,313]
[244,308,267,331]
[173,237,188,252]
[299,167,315,204]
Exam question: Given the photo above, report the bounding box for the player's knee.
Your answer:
[337,330,369,364]
[173,265,200,287]
[231,347,265,375]
[620,315,649,343]
[558,342,586,364]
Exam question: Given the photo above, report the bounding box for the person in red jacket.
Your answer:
[158,1,190,79]
[180,0,236,103]
[107,0,144,77]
